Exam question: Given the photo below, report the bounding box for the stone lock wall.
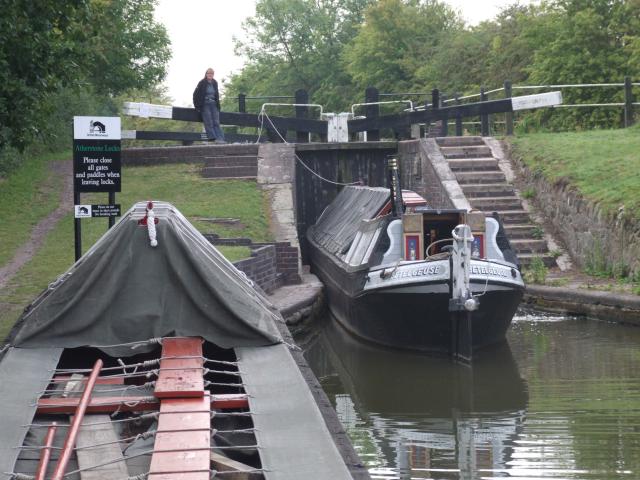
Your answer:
[397,139,466,210]
[508,145,640,276]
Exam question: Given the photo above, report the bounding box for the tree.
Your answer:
[527,0,640,129]
[0,0,170,152]
[224,0,372,112]
[344,0,463,94]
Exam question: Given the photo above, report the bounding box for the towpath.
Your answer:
[0,160,73,290]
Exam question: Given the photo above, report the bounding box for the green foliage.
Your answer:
[0,0,170,153]
[521,187,536,199]
[344,0,463,94]
[525,0,640,130]
[224,0,372,112]
[226,0,639,134]
[531,225,545,239]
[524,257,549,284]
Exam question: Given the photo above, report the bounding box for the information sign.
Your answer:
[73,116,121,192]
[74,204,121,218]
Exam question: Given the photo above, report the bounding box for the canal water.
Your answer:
[297,310,640,479]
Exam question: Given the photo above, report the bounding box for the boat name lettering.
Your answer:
[471,265,510,277]
[391,265,442,280]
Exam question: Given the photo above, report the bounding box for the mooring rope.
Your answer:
[145,201,158,247]
[23,412,160,429]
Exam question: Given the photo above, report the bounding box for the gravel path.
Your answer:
[0,160,73,289]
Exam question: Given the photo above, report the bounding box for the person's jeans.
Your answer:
[202,101,225,141]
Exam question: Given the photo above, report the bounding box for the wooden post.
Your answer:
[624,76,635,127]
[431,89,440,137]
[480,87,489,136]
[441,93,449,137]
[504,80,514,135]
[455,94,463,136]
[365,86,380,141]
[238,93,246,113]
[295,89,309,143]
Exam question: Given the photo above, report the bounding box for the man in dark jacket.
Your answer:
[193,68,225,143]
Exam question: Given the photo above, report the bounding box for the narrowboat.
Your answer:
[0,201,354,480]
[306,159,524,360]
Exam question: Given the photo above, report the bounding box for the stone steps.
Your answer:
[504,224,540,239]
[433,135,558,269]
[469,196,523,211]
[436,136,485,147]
[204,155,259,167]
[493,210,533,224]
[448,158,500,171]
[438,145,493,159]
[455,171,507,184]
[510,238,550,254]
[202,144,259,156]
[518,253,557,268]
[461,183,515,197]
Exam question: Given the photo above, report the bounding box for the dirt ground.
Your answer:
[0,160,73,290]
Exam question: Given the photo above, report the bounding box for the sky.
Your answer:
[155,0,529,107]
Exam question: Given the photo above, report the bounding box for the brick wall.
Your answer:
[203,234,301,294]
[122,144,259,166]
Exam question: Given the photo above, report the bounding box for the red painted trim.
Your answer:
[36,393,248,414]
[51,359,103,480]
[35,422,57,480]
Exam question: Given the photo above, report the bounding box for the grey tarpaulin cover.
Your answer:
[237,344,353,479]
[12,201,282,355]
[0,347,62,478]
[307,186,390,256]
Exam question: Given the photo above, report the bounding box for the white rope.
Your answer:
[146,202,158,247]
[258,109,361,187]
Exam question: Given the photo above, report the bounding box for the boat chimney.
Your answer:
[387,156,404,217]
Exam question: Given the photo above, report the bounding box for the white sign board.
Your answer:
[75,205,92,218]
[511,91,563,111]
[122,102,173,119]
[73,116,121,140]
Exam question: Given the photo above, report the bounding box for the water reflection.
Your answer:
[299,311,640,479]
[302,316,528,479]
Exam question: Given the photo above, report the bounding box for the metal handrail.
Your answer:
[351,100,415,115]
[260,102,324,118]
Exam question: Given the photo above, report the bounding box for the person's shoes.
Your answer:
[214,139,227,144]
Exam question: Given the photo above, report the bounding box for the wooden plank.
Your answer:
[211,394,248,409]
[149,472,209,480]
[148,450,210,474]
[75,415,129,480]
[155,338,204,398]
[37,393,248,414]
[154,430,210,451]
[211,452,256,480]
[53,375,124,385]
[37,396,159,414]
[150,392,211,477]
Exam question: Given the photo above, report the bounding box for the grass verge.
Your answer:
[0,150,70,267]
[509,125,640,222]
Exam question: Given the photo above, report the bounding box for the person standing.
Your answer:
[193,68,226,143]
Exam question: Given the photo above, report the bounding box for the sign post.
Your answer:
[72,116,122,260]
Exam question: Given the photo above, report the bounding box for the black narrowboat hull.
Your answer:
[308,238,524,355]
